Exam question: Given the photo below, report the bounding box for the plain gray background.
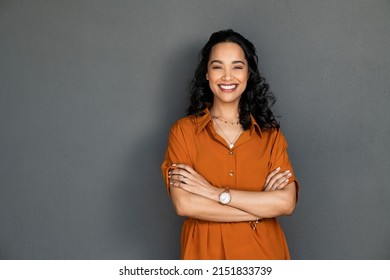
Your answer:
[1,0,389,259]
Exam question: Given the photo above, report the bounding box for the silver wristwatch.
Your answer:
[219,188,231,205]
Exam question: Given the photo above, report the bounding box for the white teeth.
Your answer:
[219,84,236,90]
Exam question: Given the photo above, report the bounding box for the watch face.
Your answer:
[220,192,231,204]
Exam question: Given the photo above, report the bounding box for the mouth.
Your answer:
[218,84,238,92]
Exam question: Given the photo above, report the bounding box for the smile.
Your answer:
[218,84,238,90]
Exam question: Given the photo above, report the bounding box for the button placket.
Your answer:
[227,147,236,187]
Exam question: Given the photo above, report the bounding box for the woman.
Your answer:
[161,29,299,260]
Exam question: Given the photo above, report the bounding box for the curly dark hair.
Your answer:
[187,29,279,130]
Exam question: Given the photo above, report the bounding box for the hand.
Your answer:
[263,167,292,191]
[168,163,218,200]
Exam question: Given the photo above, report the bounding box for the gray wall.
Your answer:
[1,0,389,259]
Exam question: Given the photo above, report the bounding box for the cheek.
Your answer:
[242,71,249,81]
[207,71,218,81]
[240,77,248,91]
[209,81,218,92]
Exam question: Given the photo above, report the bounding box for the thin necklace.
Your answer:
[212,116,242,149]
[211,115,240,125]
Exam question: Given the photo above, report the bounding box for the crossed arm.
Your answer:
[168,163,297,222]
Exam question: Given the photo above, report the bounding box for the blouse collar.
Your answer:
[195,108,262,137]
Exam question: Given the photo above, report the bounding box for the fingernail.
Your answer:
[172,163,176,167]
[284,170,290,173]
[285,179,289,182]
[276,167,281,171]
[287,173,292,177]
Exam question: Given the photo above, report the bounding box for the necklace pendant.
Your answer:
[229,143,234,149]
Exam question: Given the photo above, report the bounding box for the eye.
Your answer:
[233,66,244,70]
[211,65,222,70]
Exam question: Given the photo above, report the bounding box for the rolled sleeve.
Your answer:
[161,122,192,194]
[269,129,300,199]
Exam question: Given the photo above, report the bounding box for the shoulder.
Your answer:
[170,115,197,134]
[260,127,282,138]
[261,127,288,145]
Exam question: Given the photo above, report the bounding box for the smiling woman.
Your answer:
[161,29,299,260]
[206,42,248,110]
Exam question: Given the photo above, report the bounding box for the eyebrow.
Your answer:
[209,60,246,65]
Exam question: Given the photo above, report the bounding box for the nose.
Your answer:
[222,69,233,81]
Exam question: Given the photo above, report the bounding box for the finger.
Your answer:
[169,166,201,185]
[169,173,192,185]
[264,173,287,191]
[169,179,199,195]
[170,163,214,194]
[171,164,206,183]
[264,167,281,186]
[275,179,290,190]
[169,168,192,178]
[270,172,292,190]
[170,176,190,187]
[176,175,187,183]
[170,172,198,189]
[264,170,291,191]
[170,180,188,190]
[171,163,196,175]
[269,177,290,191]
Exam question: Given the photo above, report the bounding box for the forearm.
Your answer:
[170,187,257,222]
[228,183,297,218]
[168,163,297,220]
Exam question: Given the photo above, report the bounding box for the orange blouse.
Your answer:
[161,108,299,260]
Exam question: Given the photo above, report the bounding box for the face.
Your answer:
[206,42,249,106]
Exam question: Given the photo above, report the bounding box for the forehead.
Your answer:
[209,42,246,61]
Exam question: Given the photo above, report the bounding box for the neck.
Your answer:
[210,103,239,121]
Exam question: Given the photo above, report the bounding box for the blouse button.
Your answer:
[229,151,233,155]
[229,171,234,176]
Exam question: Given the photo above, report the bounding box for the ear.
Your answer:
[206,72,209,80]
